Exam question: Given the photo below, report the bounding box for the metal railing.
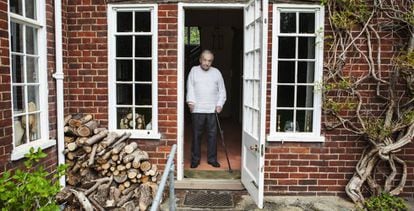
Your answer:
[150,144,177,211]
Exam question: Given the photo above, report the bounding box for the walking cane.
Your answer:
[215,112,232,173]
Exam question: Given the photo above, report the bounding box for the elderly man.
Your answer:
[186,50,227,168]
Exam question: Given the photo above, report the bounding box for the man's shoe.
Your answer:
[208,161,221,168]
[190,163,199,168]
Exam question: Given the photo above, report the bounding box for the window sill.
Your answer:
[11,139,56,161]
[267,134,325,143]
[113,130,161,140]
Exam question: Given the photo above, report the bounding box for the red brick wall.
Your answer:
[0,0,13,171]
[0,0,59,174]
[264,3,414,198]
[64,1,178,167]
[65,0,108,123]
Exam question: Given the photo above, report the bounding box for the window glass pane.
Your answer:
[299,13,315,33]
[135,12,151,32]
[278,37,295,58]
[135,84,151,105]
[25,0,36,19]
[10,0,23,15]
[135,108,151,130]
[297,110,313,132]
[135,60,151,82]
[26,26,37,55]
[12,55,24,83]
[280,12,296,33]
[11,22,23,53]
[14,116,25,146]
[28,112,41,141]
[298,37,315,59]
[116,84,132,105]
[277,85,294,107]
[116,36,132,57]
[13,86,25,114]
[116,60,132,81]
[276,110,293,132]
[117,12,133,32]
[27,86,39,110]
[298,62,314,83]
[26,57,38,83]
[297,85,314,107]
[278,61,295,83]
[135,36,151,57]
[118,107,133,129]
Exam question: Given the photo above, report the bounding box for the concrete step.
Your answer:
[175,179,245,190]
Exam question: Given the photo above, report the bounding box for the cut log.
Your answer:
[75,137,88,146]
[116,190,134,207]
[114,174,128,183]
[125,162,131,169]
[145,164,157,176]
[83,145,92,153]
[110,132,132,149]
[138,183,153,211]
[121,201,135,211]
[140,175,149,183]
[123,180,131,188]
[94,127,107,135]
[132,151,149,169]
[67,142,78,152]
[85,176,112,196]
[64,114,73,126]
[122,183,138,195]
[112,142,126,155]
[117,164,126,172]
[111,154,119,162]
[65,136,75,143]
[88,144,98,166]
[140,161,151,172]
[77,120,99,137]
[124,142,138,154]
[99,132,121,148]
[64,126,79,136]
[70,189,93,211]
[88,195,105,211]
[123,150,140,164]
[86,130,109,146]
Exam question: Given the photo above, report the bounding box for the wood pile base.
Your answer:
[58,114,161,211]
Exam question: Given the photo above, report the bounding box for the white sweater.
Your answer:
[186,65,226,113]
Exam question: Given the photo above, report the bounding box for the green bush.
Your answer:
[364,192,408,211]
[0,147,66,211]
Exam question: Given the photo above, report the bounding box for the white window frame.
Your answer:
[108,4,160,139]
[9,0,53,160]
[268,4,325,142]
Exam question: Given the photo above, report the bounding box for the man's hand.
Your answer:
[188,103,195,112]
[216,106,222,113]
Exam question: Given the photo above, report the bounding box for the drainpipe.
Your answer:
[53,0,65,187]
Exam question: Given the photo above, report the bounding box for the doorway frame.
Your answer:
[177,3,245,180]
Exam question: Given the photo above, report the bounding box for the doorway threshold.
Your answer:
[175,179,244,190]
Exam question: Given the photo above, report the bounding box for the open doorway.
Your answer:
[183,8,244,179]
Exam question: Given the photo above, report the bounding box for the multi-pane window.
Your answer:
[269,5,324,142]
[9,0,48,151]
[108,5,159,139]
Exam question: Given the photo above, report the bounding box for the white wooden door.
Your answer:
[242,0,268,209]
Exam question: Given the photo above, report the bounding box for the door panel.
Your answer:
[241,0,268,209]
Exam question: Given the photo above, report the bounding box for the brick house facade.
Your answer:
[1,0,413,208]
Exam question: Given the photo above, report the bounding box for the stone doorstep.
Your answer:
[175,179,245,190]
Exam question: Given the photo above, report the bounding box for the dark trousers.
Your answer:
[191,113,218,164]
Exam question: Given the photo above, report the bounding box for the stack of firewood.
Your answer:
[58,114,160,211]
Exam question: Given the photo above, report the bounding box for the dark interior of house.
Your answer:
[183,9,244,179]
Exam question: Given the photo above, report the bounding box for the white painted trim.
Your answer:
[177,3,184,181]
[53,0,66,186]
[107,4,160,139]
[11,139,56,161]
[269,4,325,142]
[176,2,245,181]
[9,0,51,159]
